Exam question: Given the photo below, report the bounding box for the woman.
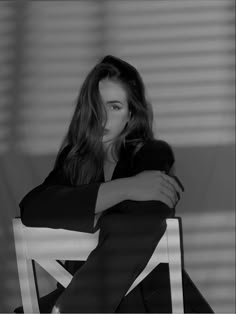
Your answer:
[15,55,213,313]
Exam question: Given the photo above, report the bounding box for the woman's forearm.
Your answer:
[95,169,183,215]
[95,178,131,214]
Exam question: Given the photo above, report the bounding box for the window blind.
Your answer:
[0,0,235,154]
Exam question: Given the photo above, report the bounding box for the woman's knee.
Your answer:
[99,202,170,239]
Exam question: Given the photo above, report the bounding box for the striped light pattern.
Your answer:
[17,1,103,154]
[0,3,14,153]
[0,1,234,154]
[182,211,235,313]
[104,0,235,147]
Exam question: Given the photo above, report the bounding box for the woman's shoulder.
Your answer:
[135,138,174,157]
[132,138,175,173]
[42,144,72,186]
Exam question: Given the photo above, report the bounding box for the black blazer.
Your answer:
[19,139,177,312]
[17,139,214,313]
[19,138,175,234]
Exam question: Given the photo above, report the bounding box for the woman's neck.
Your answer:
[104,152,117,164]
[103,142,118,164]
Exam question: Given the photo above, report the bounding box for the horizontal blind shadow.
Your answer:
[104,0,235,146]
[18,1,103,155]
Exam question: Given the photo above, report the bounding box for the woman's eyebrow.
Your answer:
[107,100,123,105]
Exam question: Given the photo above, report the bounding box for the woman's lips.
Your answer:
[103,128,109,134]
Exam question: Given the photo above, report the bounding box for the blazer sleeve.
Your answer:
[132,139,175,175]
[117,139,177,218]
[19,150,102,233]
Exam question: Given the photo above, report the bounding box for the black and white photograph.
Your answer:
[0,1,235,313]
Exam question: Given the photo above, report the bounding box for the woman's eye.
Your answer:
[110,104,121,110]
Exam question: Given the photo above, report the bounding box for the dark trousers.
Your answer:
[14,201,214,313]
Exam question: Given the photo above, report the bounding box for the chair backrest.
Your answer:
[13,218,184,313]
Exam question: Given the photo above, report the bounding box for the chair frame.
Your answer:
[13,217,184,313]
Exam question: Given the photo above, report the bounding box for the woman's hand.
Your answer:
[127,170,184,208]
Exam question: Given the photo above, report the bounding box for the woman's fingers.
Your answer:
[159,175,182,208]
[159,190,175,208]
[160,175,182,203]
[171,175,185,192]
[161,179,176,196]
[160,172,184,194]
[159,186,178,208]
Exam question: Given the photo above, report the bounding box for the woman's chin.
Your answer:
[102,135,113,143]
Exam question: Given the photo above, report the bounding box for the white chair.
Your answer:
[13,218,184,313]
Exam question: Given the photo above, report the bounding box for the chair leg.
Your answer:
[13,219,40,313]
[21,260,40,313]
[167,219,184,313]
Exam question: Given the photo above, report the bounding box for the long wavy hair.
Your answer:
[53,55,154,185]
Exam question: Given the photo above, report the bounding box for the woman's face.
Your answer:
[99,78,130,145]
